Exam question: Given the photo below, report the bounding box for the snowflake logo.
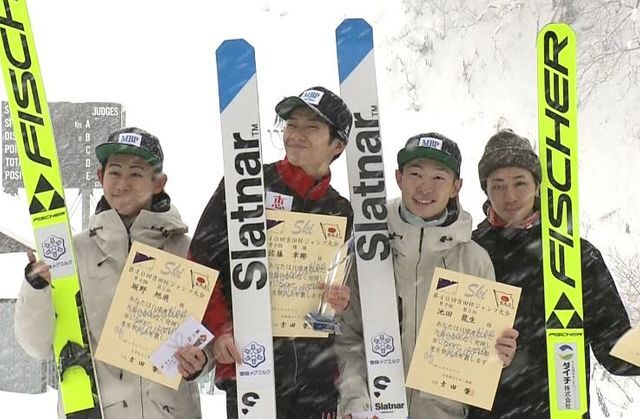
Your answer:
[242,341,266,368]
[371,332,395,357]
[42,235,66,261]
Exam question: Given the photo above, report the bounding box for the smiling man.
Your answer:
[15,127,211,418]
[189,86,355,418]
[469,129,640,418]
[337,132,519,419]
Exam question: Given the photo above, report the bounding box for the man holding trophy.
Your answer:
[189,86,355,418]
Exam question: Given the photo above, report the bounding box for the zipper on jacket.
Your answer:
[409,228,425,408]
[292,339,299,384]
[301,183,315,212]
[139,376,144,417]
[414,228,425,343]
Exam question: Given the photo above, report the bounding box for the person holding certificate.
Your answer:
[337,133,519,419]
[15,127,212,418]
[469,129,640,418]
[189,86,355,418]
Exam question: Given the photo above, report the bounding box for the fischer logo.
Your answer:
[541,28,582,333]
[42,235,66,261]
[0,1,52,169]
[0,4,69,216]
[118,133,142,147]
[371,332,395,357]
[241,392,260,415]
[549,332,582,337]
[242,341,266,368]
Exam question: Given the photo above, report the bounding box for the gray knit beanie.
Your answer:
[478,129,541,192]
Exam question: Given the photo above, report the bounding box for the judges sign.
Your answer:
[2,102,124,194]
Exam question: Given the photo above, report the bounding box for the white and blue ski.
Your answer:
[216,39,277,418]
[336,18,409,418]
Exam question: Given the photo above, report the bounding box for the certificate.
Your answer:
[610,323,640,366]
[95,241,218,389]
[406,267,521,410]
[266,209,347,337]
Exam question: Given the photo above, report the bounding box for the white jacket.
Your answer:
[338,198,495,418]
[14,198,213,419]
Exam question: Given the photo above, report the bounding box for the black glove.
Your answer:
[24,261,50,290]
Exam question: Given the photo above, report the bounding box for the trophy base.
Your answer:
[305,312,343,335]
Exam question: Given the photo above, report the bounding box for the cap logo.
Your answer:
[418,137,443,150]
[118,133,142,147]
[300,89,324,106]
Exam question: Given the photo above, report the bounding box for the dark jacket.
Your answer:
[470,219,639,418]
[189,159,353,389]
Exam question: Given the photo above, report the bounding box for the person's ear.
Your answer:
[395,169,403,189]
[450,177,463,198]
[97,167,104,185]
[332,140,346,157]
[153,173,168,194]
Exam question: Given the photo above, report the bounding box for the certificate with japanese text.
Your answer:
[610,322,640,367]
[406,267,521,410]
[95,241,218,389]
[267,209,347,338]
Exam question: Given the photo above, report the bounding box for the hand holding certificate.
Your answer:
[406,267,521,410]
[266,210,347,338]
[95,241,218,389]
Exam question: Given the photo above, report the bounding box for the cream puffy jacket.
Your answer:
[14,197,213,419]
[338,198,495,419]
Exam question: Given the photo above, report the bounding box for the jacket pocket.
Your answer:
[148,385,178,417]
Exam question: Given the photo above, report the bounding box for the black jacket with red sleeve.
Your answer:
[188,158,353,383]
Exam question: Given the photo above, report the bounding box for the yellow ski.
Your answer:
[537,23,587,418]
[0,1,102,417]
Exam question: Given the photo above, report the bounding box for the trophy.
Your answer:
[305,237,355,334]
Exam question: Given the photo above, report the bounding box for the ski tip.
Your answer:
[335,19,373,84]
[215,39,256,113]
[536,23,576,42]
[336,18,372,34]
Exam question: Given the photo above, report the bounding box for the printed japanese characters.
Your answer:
[266,210,347,338]
[406,267,521,410]
[150,316,214,378]
[95,241,218,389]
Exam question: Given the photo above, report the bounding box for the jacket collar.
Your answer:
[89,194,187,255]
[388,197,472,251]
[276,158,331,200]
[487,206,540,230]
[94,192,172,216]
